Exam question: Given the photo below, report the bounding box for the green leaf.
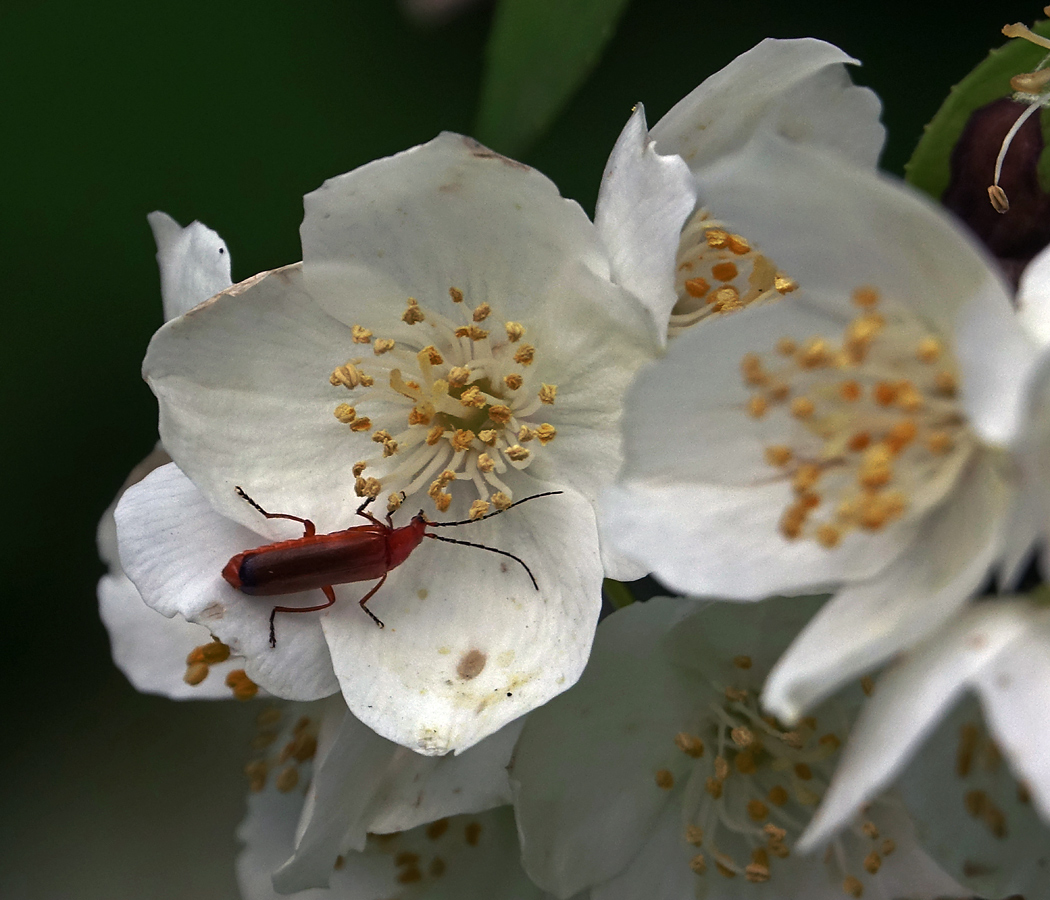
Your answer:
[602,577,636,610]
[906,18,1050,200]
[475,0,632,156]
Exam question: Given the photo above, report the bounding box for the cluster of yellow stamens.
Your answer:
[182,637,257,698]
[670,209,798,337]
[330,287,557,516]
[741,286,973,547]
[244,708,318,793]
[655,658,896,896]
[363,817,485,885]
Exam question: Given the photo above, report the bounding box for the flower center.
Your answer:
[670,209,798,338]
[329,287,558,517]
[741,286,976,547]
[653,659,898,896]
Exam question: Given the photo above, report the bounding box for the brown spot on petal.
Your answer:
[457,649,487,680]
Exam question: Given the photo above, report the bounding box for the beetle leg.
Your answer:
[269,585,338,647]
[357,573,387,629]
[236,486,316,537]
[355,495,384,527]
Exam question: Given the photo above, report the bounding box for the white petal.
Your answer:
[799,602,1031,851]
[321,489,603,754]
[764,452,1011,723]
[898,698,1050,899]
[1017,241,1050,345]
[115,462,340,700]
[974,606,1050,821]
[693,131,1013,339]
[147,210,232,321]
[594,104,698,347]
[512,598,704,896]
[144,264,378,538]
[650,38,884,172]
[301,132,622,329]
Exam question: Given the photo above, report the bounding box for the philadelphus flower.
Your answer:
[511,596,964,900]
[798,597,1050,899]
[115,134,658,754]
[98,212,242,698]
[238,696,525,893]
[600,130,1044,724]
[594,37,885,348]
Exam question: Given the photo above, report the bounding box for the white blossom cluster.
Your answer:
[101,36,1050,900]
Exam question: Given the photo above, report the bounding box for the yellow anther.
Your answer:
[779,504,807,540]
[372,429,392,443]
[448,366,471,387]
[478,429,498,445]
[455,324,489,341]
[407,405,433,426]
[839,380,862,402]
[518,426,535,442]
[334,403,356,424]
[685,277,710,298]
[714,755,730,779]
[715,859,737,879]
[989,185,1010,214]
[674,732,706,757]
[873,381,898,406]
[731,726,754,747]
[330,362,366,389]
[449,287,464,303]
[733,654,752,670]
[852,286,880,308]
[895,382,924,412]
[472,302,491,322]
[766,379,789,401]
[225,669,259,701]
[881,839,896,856]
[505,321,525,342]
[789,396,814,419]
[451,430,475,452]
[934,370,958,396]
[434,493,452,512]
[387,492,403,512]
[514,344,535,365]
[799,337,832,368]
[781,731,804,749]
[727,233,750,254]
[503,373,523,390]
[685,825,705,846]
[711,261,739,282]
[819,732,842,750]
[886,420,917,453]
[373,338,395,355]
[459,386,486,408]
[689,852,708,874]
[792,463,821,493]
[187,640,230,665]
[184,662,209,685]
[861,676,875,696]
[1011,68,1050,91]
[843,875,864,898]
[349,417,373,432]
[861,821,879,839]
[355,477,382,498]
[710,285,741,310]
[382,440,398,457]
[816,524,842,548]
[352,461,367,476]
[476,453,495,473]
[916,337,942,363]
[402,298,426,324]
[469,500,490,520]
[768,785,789,806]
[491,492,512,510]
[857,491,906,530]
[539,384,557,404]
[765,445,793,467]
[706,777,724,799]
[426,425,445,445]
[741,352,766,385]
[747,799,769,821]
[847,431,871,452]
[705,228,729,248]
[351,324,373,344]
[746,848,771,883]
[858,444,893,488]
[244,760,268,792]
[1004,21,1050,49]
[489,405,513,424]
[420,345,444,365]
[506,445,530,462]
[774,274,799,294]
[748,396,769,418]
[536,423,557,444]
[655,769,675,789]
[776,337,797,355]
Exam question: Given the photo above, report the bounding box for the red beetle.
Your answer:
[222,487,561,646]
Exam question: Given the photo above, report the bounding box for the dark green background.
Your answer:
[0,1,1036,896]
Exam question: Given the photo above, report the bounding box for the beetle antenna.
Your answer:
[424,490,564,528]
[423,533,539,589]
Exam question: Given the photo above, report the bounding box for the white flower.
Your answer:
[115,133,659,755]
[594,38,885,349]
[797,597,1050,899]
[98,212,238,698]
[511,596,964,900]
[238,695,526,893]
[600,130,1044,724]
